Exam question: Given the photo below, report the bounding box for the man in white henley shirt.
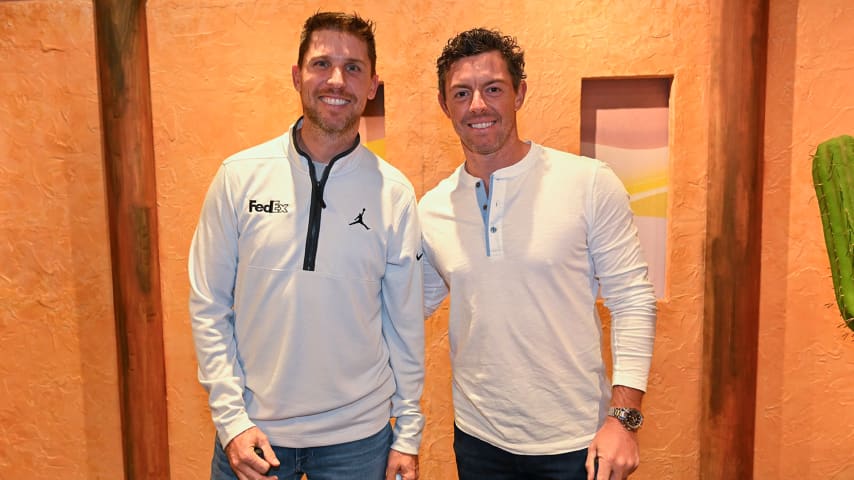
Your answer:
[419,28,657,480]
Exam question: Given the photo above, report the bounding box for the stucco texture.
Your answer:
[755,0,854,479]
[146,2,706,478]
[0,1,123,478]
[2,0,853,479]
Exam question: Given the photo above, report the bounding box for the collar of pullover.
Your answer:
[285,117,363,177]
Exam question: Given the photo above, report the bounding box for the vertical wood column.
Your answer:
[93,1,171,478]
[701,0,769,478]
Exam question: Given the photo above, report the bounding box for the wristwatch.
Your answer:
[608,407,644,431]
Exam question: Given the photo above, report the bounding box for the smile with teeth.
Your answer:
[470,121,496,129]
[321,96,350,106]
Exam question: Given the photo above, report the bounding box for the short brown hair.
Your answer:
[298,12,377,75]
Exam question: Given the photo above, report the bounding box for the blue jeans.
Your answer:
[454,424,596,480]
[211,423,392,480]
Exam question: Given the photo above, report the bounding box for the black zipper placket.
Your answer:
[292,126,360,271]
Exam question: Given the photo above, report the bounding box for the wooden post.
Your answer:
[93,1,171,478]
[701,0,769,478]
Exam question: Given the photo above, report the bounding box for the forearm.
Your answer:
[592,387,644,478]
[382,296,425,454]
[190,296,253,446]
[391,409,424,455]
[610,385,644,409]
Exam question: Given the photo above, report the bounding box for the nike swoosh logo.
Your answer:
[416,252,424,261]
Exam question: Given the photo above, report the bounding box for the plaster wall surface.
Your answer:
[148,1,708,478]
[0,1,123,478]
[4,0,852,479]
[756,0,854,478]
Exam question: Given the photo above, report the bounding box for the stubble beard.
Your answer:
[304,101,361,138]
[460,125,511,157]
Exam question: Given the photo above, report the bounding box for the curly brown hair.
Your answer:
[436,28,526,100]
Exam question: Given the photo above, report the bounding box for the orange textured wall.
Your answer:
[0,1,124,478]
[756,0,854,478]
[148,1,708,479]
[5,0,852,479]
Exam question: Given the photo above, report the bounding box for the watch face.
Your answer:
[624,409,643,429]
[609,407,644,430]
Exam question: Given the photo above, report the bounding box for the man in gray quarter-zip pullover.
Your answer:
[189,12,424,480]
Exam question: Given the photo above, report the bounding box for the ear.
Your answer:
[514,80,527,111]
[292,64,301,91]
[437,91,451,118]
[367,73,380,100]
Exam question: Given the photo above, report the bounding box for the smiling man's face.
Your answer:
[293,29,379,137]
[439,50,526,158]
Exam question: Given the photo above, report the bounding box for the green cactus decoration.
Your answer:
[812,134,854,332]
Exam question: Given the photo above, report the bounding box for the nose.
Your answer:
[328,66,345,87]
[469,90,487,113]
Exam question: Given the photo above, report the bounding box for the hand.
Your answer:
[385,449,419,480]
[224,426,281,480]
[585,418,640,480]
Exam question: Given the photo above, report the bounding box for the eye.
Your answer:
[453,90,470,99]
[345,64,362,73]
[312,60,330,69]
[486,86,502,95]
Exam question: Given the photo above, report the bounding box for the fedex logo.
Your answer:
[249,199,289,213]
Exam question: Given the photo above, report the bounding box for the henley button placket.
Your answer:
[488,177,506,257]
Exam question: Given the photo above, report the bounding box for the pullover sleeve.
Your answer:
[419,195,450,317]
[381,194,426,455]
[587,164,658,392]
[188,164,255,447]
[422,247,449,318]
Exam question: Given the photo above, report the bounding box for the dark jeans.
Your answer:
[454,424,596,480]
[211,423,392,480]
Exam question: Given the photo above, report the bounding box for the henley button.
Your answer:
[475,181,481,188]
[490,226,497,233]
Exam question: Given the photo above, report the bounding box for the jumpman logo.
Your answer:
[349,208,370,230]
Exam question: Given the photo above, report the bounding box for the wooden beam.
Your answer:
[701,0,769,478]
[92,1,171,478]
